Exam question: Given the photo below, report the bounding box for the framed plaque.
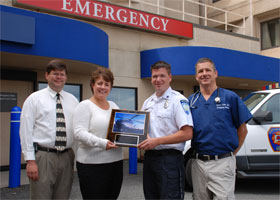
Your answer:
[107,109,149,147]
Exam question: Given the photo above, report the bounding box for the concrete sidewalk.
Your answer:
[0,161,193,199]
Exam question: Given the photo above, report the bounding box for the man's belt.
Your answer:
[145,149,182,156]
[37,144,69,153]
[196,152,233,161]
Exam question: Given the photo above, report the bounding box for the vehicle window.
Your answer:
[257,94,280,123]
[244,93,269,111]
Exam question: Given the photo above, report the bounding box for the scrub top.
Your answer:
[189,88,252,155]
[142,87,193,151]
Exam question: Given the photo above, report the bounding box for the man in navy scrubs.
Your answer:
[189,57,252,200]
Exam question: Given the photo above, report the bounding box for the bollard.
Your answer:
[9,106,22,188]
[129,147,137,174]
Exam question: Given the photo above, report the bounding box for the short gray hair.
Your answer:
[195,57,216,73]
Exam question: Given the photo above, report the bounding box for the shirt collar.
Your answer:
[152,87,172,101]
[47,86,64,99]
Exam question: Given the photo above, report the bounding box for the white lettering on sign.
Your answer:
[75,0,91,15]
[15,0,193,38]
[139,14,149,27]
[93,3,103,18]
[105,5,115,20]
[116,9,127,23]
[151,17,160,30]
[61,0,170,32]
[61,0,73,12]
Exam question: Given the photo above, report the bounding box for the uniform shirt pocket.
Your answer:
[157,110,172,134]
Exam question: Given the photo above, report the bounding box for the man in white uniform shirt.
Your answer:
[139,61,193,199]
[20,59,78,199]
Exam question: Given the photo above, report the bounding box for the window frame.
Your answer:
[38,82,82,102]
[261,18,280,50]
[107,86,138,110]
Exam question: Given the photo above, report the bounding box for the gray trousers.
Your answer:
[191,156,236,200]
[30,149,75,199]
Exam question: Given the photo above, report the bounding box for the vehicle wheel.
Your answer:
[184,158,193,192]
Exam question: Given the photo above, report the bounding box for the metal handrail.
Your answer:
[125,0,246,35]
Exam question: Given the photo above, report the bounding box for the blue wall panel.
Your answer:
[141,46,280,82]
[0,5,108,67]
[1,11,35,44]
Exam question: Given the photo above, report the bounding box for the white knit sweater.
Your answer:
[73,99,123,164]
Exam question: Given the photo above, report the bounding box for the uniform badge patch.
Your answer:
[180,100,190,115]
[268,127,280,152]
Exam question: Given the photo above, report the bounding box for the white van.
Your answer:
[184,88,280,190]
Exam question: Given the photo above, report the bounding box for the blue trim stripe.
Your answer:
[141,46,280,82]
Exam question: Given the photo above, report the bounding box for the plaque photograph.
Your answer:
[107,109,149,147]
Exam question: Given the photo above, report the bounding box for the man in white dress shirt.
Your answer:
[20,59,78,199]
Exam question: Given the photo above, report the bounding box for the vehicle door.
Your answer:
[244,93,280,171]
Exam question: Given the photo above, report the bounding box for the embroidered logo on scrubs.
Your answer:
[268,127,280,152]
[180,100,190,115]
[216,103,230,109]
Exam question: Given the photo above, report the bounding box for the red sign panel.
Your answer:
[13,0,193,39]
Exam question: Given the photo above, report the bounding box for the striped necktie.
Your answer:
[55,93,67,151]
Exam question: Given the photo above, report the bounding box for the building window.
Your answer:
[107,87,137,110]
[38,82,82,101]
[212,0,221,3]
[261,18,280,50]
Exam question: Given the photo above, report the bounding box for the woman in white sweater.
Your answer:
[73,67,123,200]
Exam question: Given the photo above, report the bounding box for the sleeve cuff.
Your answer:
[24,151,35,161]
[100,138,108,149]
